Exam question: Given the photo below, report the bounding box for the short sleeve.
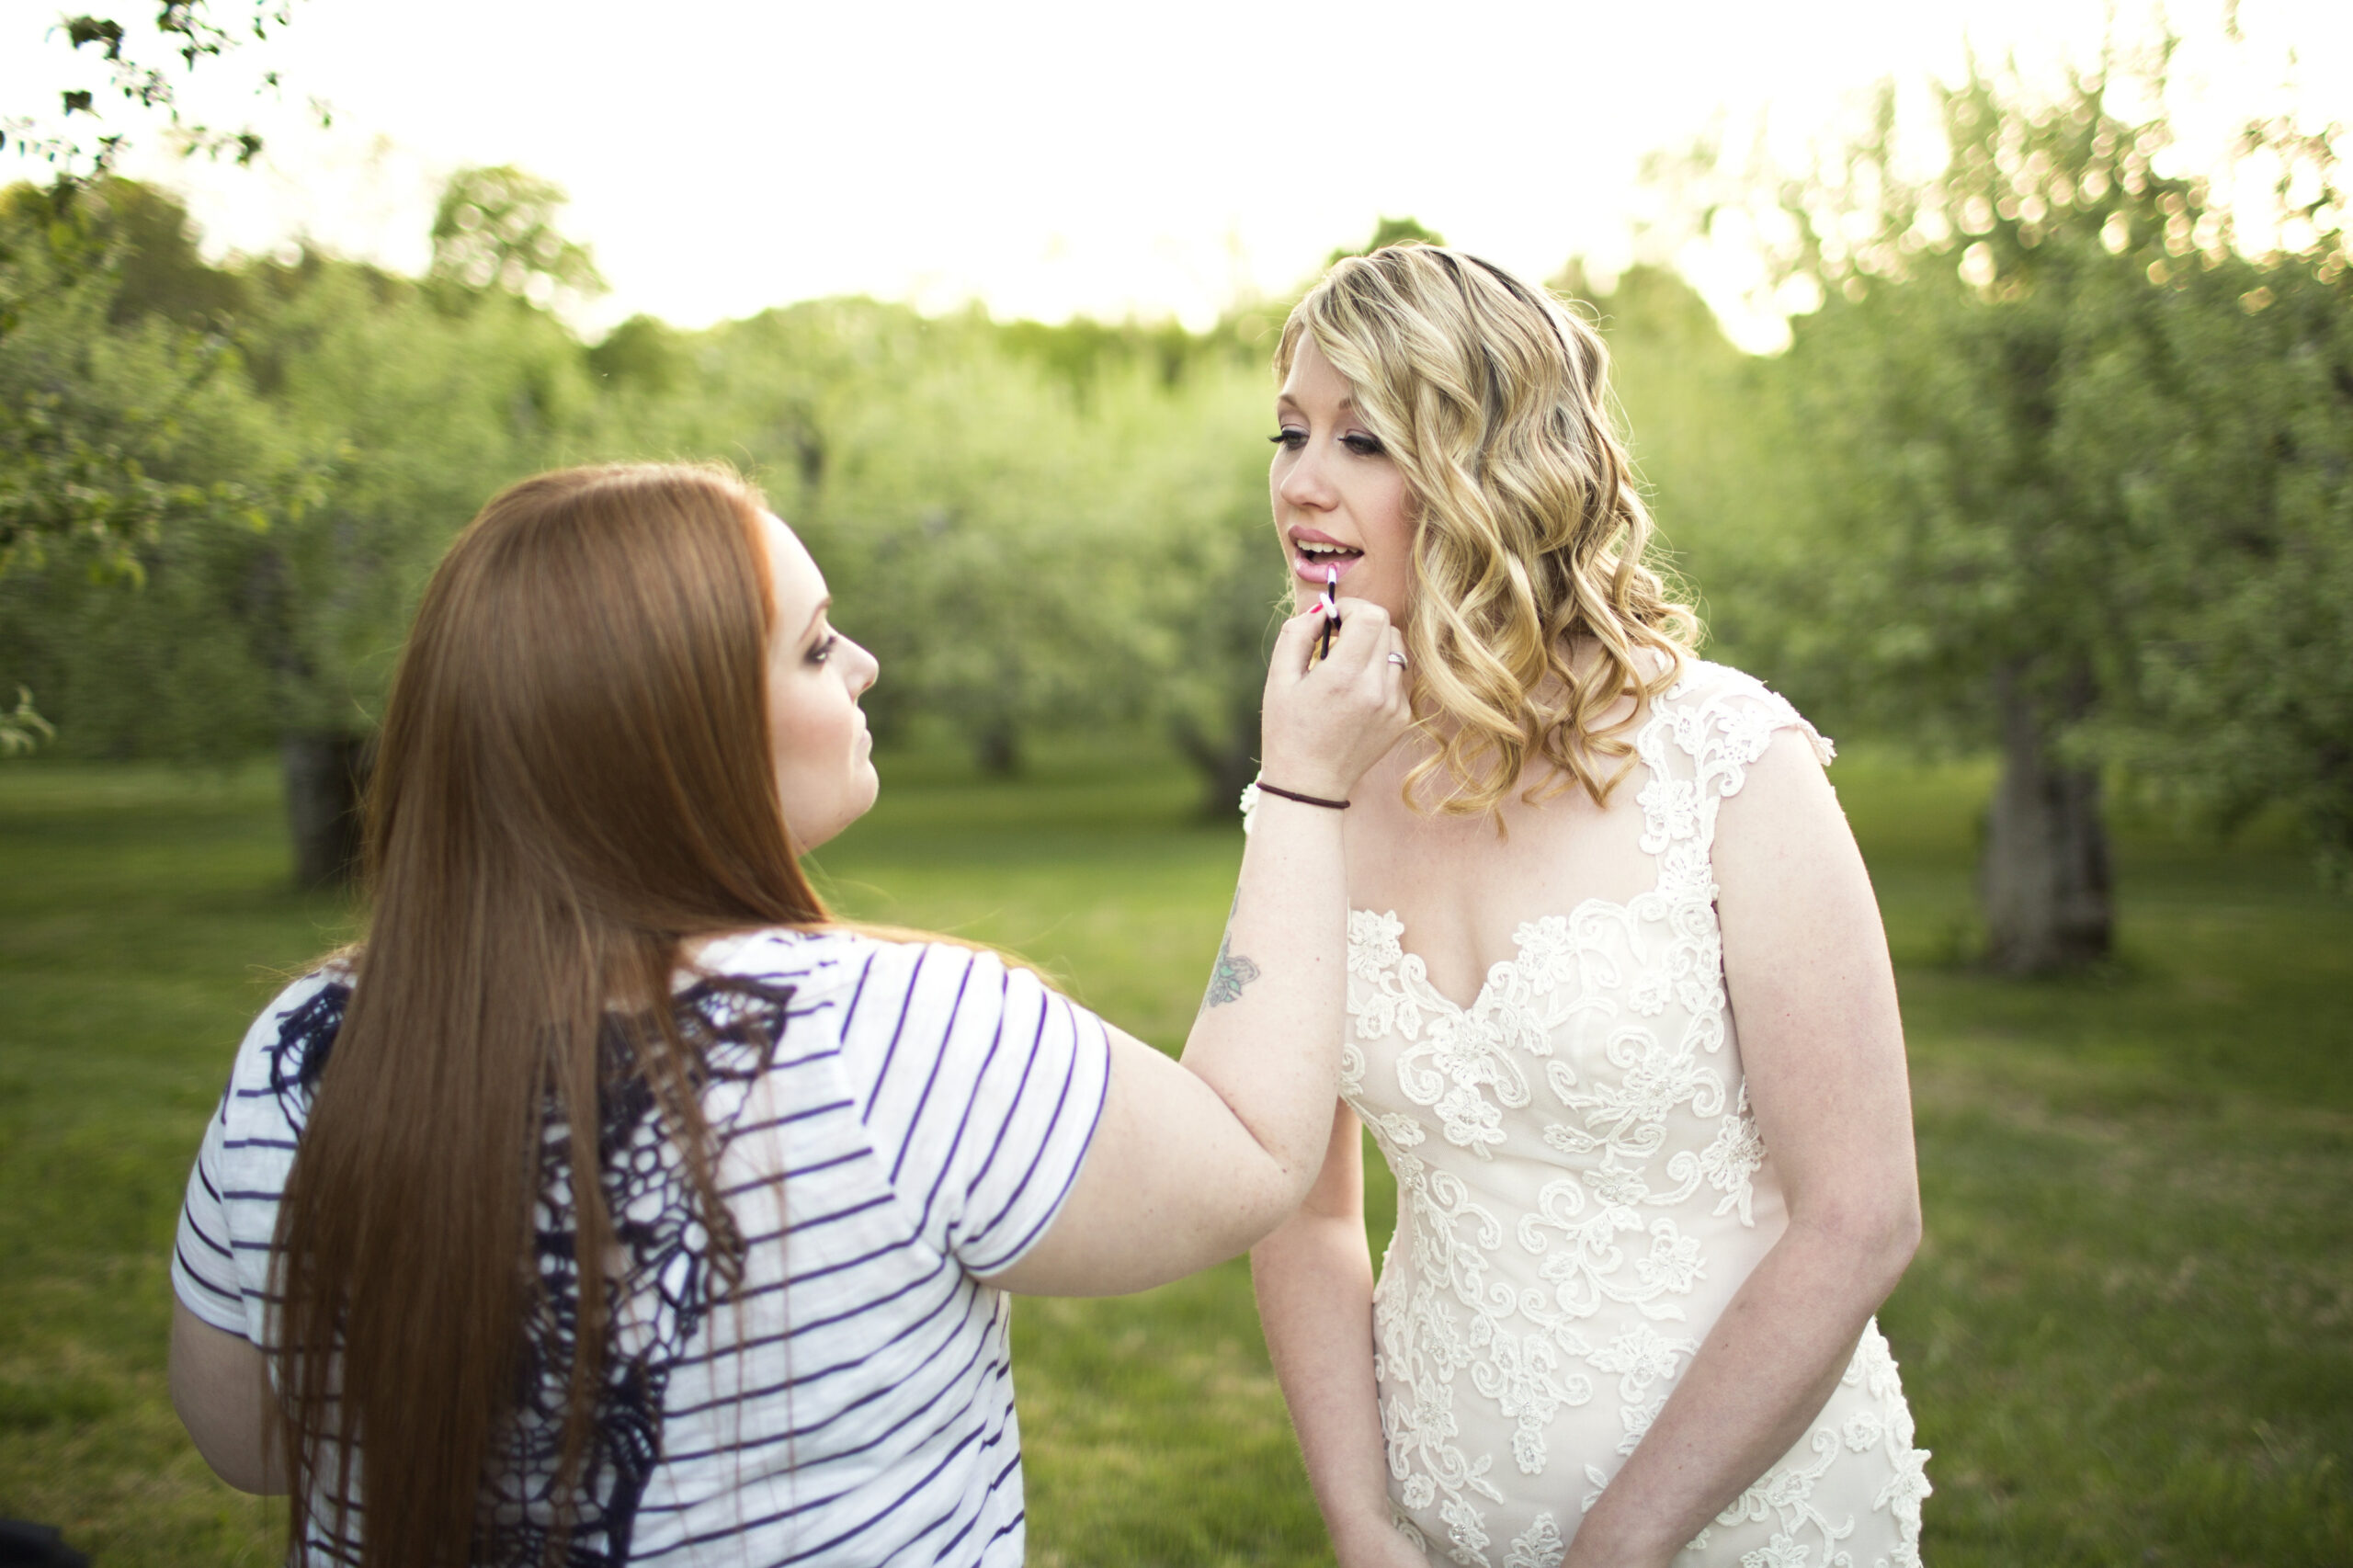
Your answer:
[838,942,1112,1277]
[172,1084,253,1337]
[169,969,342,1346]
[1657,664,1835,801]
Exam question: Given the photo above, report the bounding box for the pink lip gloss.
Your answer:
[1316,566,1338,662]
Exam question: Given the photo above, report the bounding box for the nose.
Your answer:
[845,635,880,698]
[1277,439,1337,512]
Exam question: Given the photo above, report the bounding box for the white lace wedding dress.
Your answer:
[1255,662,1930,1568]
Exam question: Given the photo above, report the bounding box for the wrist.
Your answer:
[1254,766,1354,806]
[1256,778,1351,812]
[1329,1506,1406,1561]
[1560,1511,1679,1568]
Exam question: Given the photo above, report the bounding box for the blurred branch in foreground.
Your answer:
[3,2,322,185]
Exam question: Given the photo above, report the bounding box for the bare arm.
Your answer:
[1253,1106,1424,1567]
[170,1300,285,1494]
[985,600,1412,1296]
[1563,729,1922,1567]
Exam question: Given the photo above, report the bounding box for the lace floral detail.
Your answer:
[1338,665,1923,1566]
[1504,1513,1565,1568]
[1699,1326,1930,1568]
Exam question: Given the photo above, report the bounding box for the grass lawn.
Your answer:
[1,742,2347,1565]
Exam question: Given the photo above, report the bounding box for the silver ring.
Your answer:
[1387,652,1409,668]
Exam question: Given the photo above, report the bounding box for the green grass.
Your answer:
[1,743,2347,1564]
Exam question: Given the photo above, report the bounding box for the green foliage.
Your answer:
[428,165,606,310]
[0,176,591,766]
[1555,261,1754,640]
[2074,256,2353,881]
[585,312,684,393]
[2,169,1297,791]
[0,685,52,755]
[0,181,289,585]
[585,297,1284,779]
[1329,214,1445,264]
[1670,51,2353,879]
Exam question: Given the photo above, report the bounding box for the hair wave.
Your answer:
[1279,244,1697,817]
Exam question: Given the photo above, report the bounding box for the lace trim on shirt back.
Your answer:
[265,976,795,1567]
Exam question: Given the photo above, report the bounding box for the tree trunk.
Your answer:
[1172,699,1262,822]
[281,731,369,891]
[973,721,1021,778]
[1981,671,2112,974]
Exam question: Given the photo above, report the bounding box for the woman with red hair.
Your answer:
[167,461,1412,1566]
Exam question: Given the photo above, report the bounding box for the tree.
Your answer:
[0,176,595,883]
[2,0,311,761]
[0,179,304,772]
[428,165,606,312]
[2072,154,2353,885]
[1682,48,2350,970]
[600,296,1279,787]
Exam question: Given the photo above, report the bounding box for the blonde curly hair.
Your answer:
[1278,244,1696,816]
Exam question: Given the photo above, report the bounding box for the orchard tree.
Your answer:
[0,176,597,882]
[428,165,606,312]
[0,179,303,761]
[610,298,1278,787]
[2071,136,2353,884]
[1690,48,2350,970]
[4,0,313,753]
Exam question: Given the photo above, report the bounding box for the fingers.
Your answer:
[1258,598,1415,798]
[1319,597,1392,671]
[1267,608,1328,685]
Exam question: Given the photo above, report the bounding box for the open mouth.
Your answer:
[1292,540,1365,582]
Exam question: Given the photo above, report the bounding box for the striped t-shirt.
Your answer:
[172,926,1113,1566]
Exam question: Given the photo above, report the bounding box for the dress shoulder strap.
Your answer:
[1634,663,1836,895]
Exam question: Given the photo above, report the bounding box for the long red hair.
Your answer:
[271,463,828,1565]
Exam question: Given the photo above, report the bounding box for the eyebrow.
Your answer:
[800,597,832,642]
[1275,392,1357,414]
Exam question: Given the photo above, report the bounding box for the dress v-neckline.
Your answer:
[1348,892,1653,1018]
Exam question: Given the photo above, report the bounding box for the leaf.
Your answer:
[63,16,126,59]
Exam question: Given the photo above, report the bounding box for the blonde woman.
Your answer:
[1244,247,1930,1568]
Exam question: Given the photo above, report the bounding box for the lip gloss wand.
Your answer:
[1316,565,1339,662]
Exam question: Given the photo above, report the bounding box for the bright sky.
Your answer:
[7,0,2351,348]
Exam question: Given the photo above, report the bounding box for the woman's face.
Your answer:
[758,512,880,851]
[1270,335,1415,622]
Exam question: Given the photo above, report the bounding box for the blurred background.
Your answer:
[1,2,2347,1563]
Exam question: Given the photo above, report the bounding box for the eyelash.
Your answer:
[1268,428,1386,458]
[807,633,838,665]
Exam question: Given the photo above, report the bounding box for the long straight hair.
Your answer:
[271,463,829,1566]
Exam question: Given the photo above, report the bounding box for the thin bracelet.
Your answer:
[1256,780,1350,811]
